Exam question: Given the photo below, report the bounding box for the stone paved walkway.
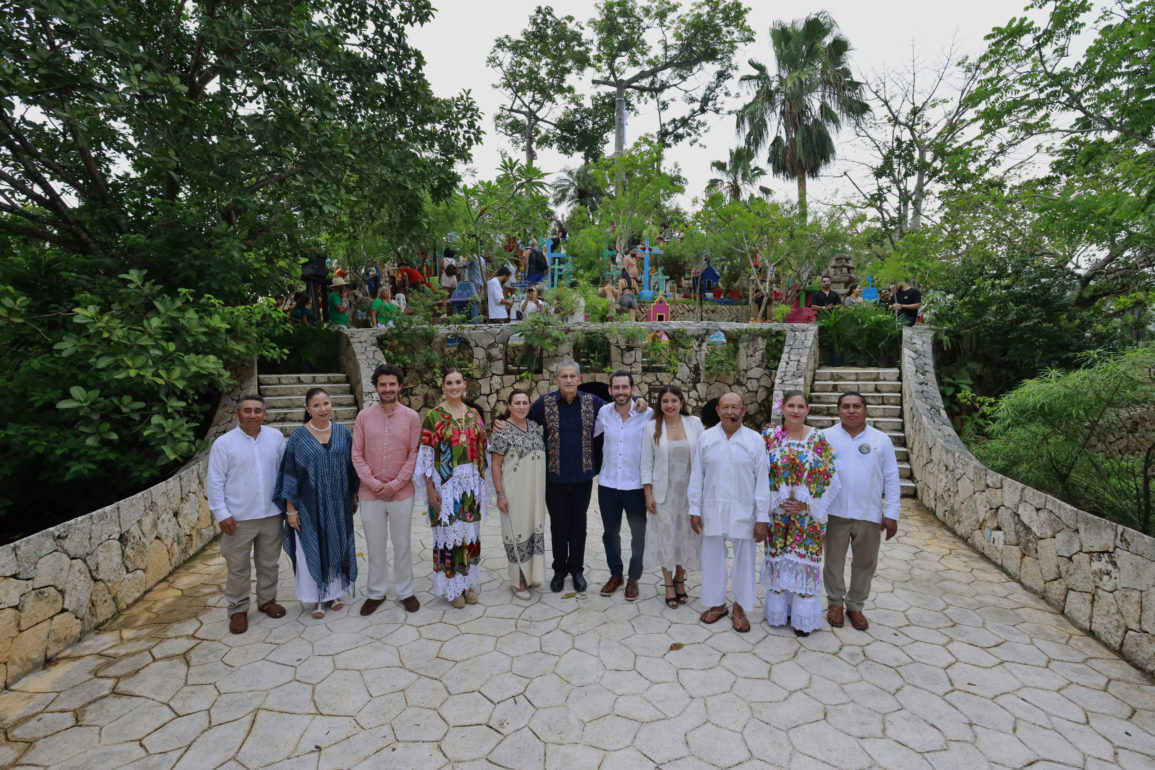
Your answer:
[3,498,1155,769]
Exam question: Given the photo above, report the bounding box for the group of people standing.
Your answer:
[207,359,900,640]
[810,275,923,326]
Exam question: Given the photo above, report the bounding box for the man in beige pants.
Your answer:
[821,392,901,632]
[207,395,287,634]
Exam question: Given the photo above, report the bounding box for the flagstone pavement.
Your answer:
[2,496,1155,769]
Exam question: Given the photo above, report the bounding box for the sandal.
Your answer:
[663,583,679,609]
[311,604,326,620]
[732,605,751,633]
[673,577,688,605]
[328,599,345,612]
[700,605,729,624]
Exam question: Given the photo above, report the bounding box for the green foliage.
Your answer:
[592,136,685,253]
[0,0,481,301]
[261,325,343,375]
[0,271,281,529]
[971,346,1155,535]
[573,330,613,372]
[816,305,900,365]
[454,158,551,261]
[703,337,738,375]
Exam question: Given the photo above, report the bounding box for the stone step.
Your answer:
[810,403,901,418]
[810,380,902,394]
[814,368,900,382]
[258,373,349,386]
[895,447,908,462]
[898,464,912,479]
[262,393,356,409]
[268,406,358,422]
[900,481,915,498]
[809,392,902,406]
[260,383,354,397]
[269,421,355,439]
[808,415,904,432]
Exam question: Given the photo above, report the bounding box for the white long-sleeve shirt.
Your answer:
[594,403,653,491]
[206,425,285,523]
[821,423,901,523]
[688,424,771,539]
[487,277,508,320]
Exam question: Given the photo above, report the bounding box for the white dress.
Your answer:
[643,439,701,570]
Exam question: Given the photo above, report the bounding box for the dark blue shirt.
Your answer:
[529,390,608,484]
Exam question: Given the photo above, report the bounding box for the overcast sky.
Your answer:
[408,1,1029,214]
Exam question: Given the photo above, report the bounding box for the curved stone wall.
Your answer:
[902,327,1155,675]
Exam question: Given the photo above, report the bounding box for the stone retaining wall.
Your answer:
[0,460,215,687]
[902,326,1155,675]
[342,321,815,429]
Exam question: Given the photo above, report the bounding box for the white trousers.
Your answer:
[700,535,756,610]
[359,496,416,600]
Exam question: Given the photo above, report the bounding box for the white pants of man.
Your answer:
[700,535,756,610]
[360,496,416,600]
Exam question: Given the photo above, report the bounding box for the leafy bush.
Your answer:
[816,305,900,365]
[971,345,1155,535]
[0,271,282,535]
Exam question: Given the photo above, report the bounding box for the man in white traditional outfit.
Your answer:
[689,392,771,632]
[822,392,901,631]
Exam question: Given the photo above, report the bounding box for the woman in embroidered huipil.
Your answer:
[489,389,547,599]
[761,390,840,636]
[276,387,360,620]
[416,369,488,608]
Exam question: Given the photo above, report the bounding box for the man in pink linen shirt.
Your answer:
[352,363,422,615]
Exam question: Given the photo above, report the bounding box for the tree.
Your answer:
[736,12,869,220]
[706,146,768,203]
[0,0,481,301]
[455,158,551,265]
[966,0,1155,305]
[591,136,685,253]
[843,43,986,247]
[552,164,607,215]
[585,0,754,154]
[488,5,593,166]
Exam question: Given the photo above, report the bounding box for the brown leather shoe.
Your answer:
[600,575,624,596]
[847,610,870,631]
[400,595,420,613]
[826,605,845,628]
[360,597,385,616]
[624,578,639,601]
[258,600,286,619]
[229,612,248,634]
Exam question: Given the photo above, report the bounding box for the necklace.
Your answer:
[308,420,332,432]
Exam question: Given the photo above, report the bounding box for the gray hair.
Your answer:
[235,393,265,406]
[555,359,581,377]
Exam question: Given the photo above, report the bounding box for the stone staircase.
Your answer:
[258,373,358,438]
[807,367,916,498]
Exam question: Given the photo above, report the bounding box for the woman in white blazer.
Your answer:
[641,384,705,608]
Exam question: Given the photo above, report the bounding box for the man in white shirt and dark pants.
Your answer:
[487,265,513,322]
[689,392,771,632]
[206,395,287,634]
[822,392,901,631]
[596,370,653,601]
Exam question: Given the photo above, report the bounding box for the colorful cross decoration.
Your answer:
[652,266,669,296]
[638,236,663,300]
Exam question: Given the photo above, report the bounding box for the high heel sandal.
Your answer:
[663,583,679,609]
[673,577,688,605]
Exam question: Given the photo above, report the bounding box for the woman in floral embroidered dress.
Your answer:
[489,389,547,600]
[417,369,488,608]
[761,390,841,636]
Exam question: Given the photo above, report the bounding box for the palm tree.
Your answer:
[705,147,768,203]
[735,12,869,220]
[551,164,606,215]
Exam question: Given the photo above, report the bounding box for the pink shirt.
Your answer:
[351,402,421,501]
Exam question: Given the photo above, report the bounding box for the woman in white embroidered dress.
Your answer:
[489,389,547,599]
[416,369,487,608]
[641,385,704,608]
[761,390,840,636]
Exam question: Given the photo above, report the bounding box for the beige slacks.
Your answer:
[823,514,881,613]
[220,515,283,615]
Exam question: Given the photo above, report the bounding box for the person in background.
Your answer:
[276,387,360,620]
[566,279,586,323]
[891,278,922,326]
[328,277,352,326]
[617,268,639,322]
[519,286,546,320]
[842,283,867,307]
[810,275,840,311]
[370,286,398,328]
[289,292,317,326]
[488,265,513,322]
[207,395,287,635]
[876,286,894,311]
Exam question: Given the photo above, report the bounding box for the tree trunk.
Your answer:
[796,171,807,222]
[525,119,534,167]
[614,88,626,156]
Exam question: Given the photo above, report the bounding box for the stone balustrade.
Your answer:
[902,326,1155,675]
